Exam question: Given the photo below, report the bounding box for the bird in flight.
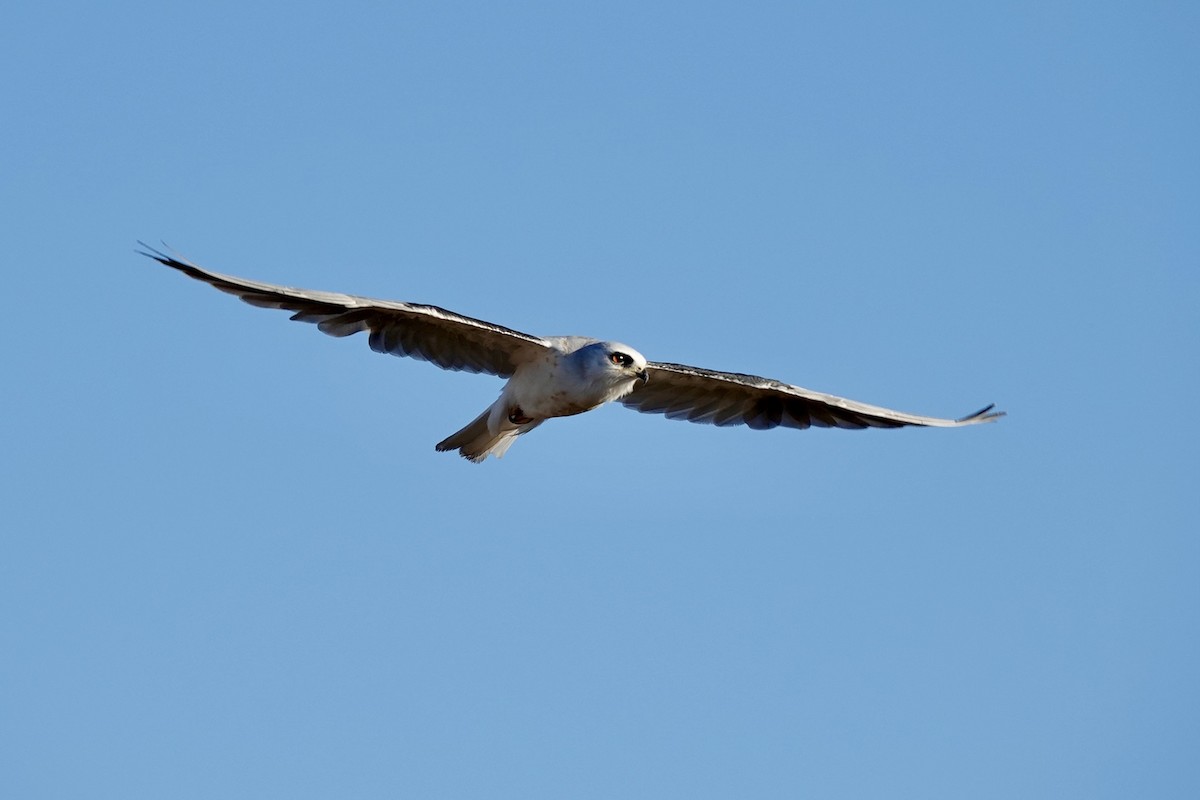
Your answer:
[139,244,1003,462]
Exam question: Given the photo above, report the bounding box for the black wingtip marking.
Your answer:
[957,403,1006,424]
[134,239,162,260]
[136,240,184,268]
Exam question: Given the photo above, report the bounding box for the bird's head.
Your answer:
[576,341,649,391]
[601,341,649,384]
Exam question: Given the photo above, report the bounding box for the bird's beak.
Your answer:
[636,369,649,384]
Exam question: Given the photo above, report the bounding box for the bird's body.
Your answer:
[138,244,1003,462]
[436,338,649,461]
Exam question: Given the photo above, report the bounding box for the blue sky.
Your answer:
[3,2,1197,797]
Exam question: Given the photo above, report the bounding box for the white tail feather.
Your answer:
[436,406,542,463]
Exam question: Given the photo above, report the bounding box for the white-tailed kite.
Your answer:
[139,244,1003,462]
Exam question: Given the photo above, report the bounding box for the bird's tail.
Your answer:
[435,406,542,463]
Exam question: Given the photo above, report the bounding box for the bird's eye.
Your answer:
[610,352,630,366]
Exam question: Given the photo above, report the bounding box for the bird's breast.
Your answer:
[506,354,616,419]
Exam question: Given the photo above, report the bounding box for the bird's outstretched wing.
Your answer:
[622,361,1004,430]
[139,244,551,378]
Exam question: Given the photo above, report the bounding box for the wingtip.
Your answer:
[135,240,177,265]
[136,241,212,279]
[956,403,1006,424]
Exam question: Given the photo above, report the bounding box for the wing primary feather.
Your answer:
[744,396,785,430]
[782,400,813,430]
[957,404,1004,423]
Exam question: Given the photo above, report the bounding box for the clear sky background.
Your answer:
[3,2,1197,798]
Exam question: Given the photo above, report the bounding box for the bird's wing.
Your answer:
[621,361,1004,430]
[139,244,551,377]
